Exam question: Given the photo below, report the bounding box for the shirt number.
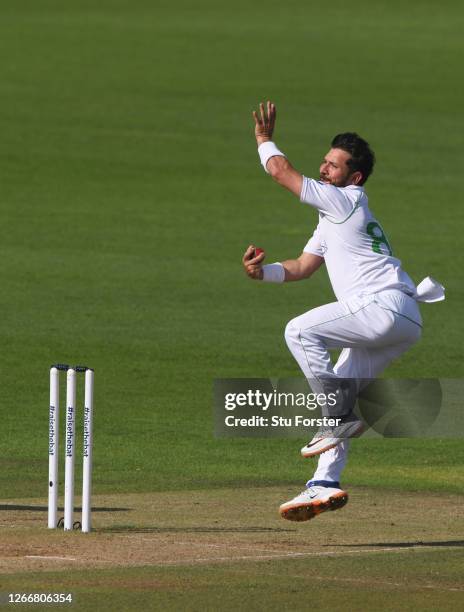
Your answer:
[366,221,392,256]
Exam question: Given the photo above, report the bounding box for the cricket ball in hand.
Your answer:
[254,247,265,258]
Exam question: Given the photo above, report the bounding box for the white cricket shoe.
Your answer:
[301,417,364,458]
[279,486,348,521]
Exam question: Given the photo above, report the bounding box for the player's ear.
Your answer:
[351,171,363,186]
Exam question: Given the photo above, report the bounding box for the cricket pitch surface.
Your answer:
[1,487,463,610]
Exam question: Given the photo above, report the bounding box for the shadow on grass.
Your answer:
[99,526,295,533]
[0,504,130,512]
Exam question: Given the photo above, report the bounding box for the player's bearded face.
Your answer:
[319,148,359,187]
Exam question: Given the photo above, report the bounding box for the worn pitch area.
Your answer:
[1,486,463,575]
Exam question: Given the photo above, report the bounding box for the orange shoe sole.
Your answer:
[279,491,348,522]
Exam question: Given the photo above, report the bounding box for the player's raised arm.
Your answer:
[252,101,303,197]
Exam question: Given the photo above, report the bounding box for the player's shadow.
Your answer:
[327,540,464,548]
[0,504,130,512]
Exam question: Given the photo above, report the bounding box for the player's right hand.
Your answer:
[253,101,276,145]
[242,245,265,280]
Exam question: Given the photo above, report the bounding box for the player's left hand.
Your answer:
[253,101,276,145]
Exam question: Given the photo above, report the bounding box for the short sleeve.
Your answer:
[300,176,359,220]
[303,224,326,257]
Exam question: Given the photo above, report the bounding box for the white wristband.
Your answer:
[262,263,285,283]
[258,141,286,174]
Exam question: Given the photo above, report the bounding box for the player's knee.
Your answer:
[284,318,299,347]
[285,318,319,349]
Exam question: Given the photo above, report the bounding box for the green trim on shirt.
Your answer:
[323,201,361,225]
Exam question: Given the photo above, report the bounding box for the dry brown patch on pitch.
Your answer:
[0,486,463,574]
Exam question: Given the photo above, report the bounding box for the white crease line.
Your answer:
[138,539,463,560]
[194,542,294,554]
[152,544,463,566]
[25,556,77,561]
[156,540,301,555]
[21,545,463,576]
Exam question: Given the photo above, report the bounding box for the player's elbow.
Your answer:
[298,254,324,279]
[301,267,317,280]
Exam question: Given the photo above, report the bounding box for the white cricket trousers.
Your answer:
[284,290,422,484]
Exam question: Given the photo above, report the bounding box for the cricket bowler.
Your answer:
[243,101,445,521]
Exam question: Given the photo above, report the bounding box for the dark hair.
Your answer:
[331,132,375,185]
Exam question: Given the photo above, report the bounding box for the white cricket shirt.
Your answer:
[301,177,417,302]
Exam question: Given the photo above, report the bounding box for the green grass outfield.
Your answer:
[0,2,463,607]
[2,550,464,611]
